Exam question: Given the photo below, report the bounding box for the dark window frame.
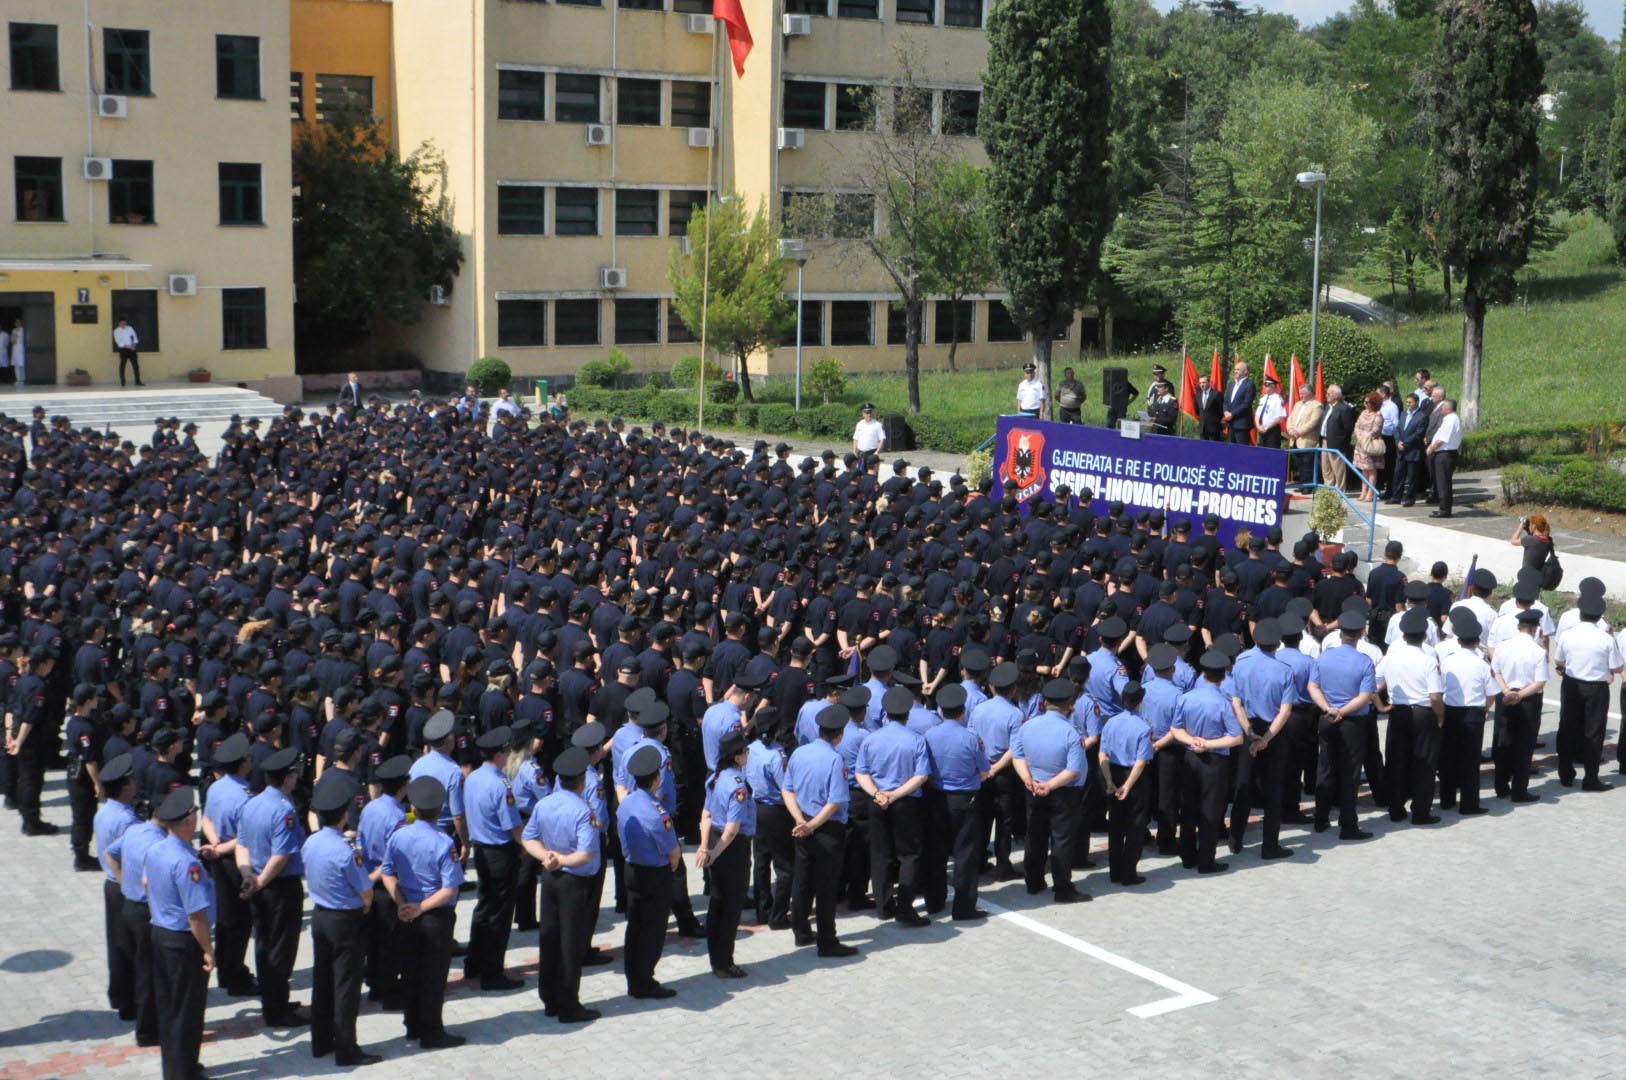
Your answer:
[103,28,151,96]
[498,68,547,121]
[497,299,548,347]
[934,298,973,344]
[830,300,873,347]
[216,34,261,100]
[832,193,875,239]
[886,304,908,345]
[894,0,934,24]
[782,80,827,130]
[9,23,60,92]
[316,73,373,127]
[786,0,829,12]
[669,80,711,128]
[554,186,600,236]
[987,300,1024,342]
[615,189,660,236]
[668,189,707,236]
[108,159,155,224]
[14,156,63,222]
[222,287,268,350]
[555,299,601,346]
[942,89,979,136]
[673,0,711,11]
[290,72,303,121]
[667,303,695,343]
[943,0,982,26]
[619,0,665,10]
[218,162,263,226]
[781,300,822,347]
[616,77,662,126]
[555,74,601,123]
[834,83,872,131]
[614,298,661,344]
[496,185,548,236]
[111,289,160,353]
[837,0,879,18]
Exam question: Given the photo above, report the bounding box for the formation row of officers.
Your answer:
[87,577,1624,1078]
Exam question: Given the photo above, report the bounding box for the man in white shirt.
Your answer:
[1015,364,1047,419]
[1553,577,1611,637]
[851,403,886,457]
[490,386,522,426]
[1446,568,1499,645]
[1375,608,1446,824]
[1253,376,1286,448]
[113,318,144,387]
[1487,581,1551,658]
[1426,399,1463,518]
[1438,608,1497,814]
[1377,385,1400,496]
[1490,608,1548,802]
[1552,594,1624,790]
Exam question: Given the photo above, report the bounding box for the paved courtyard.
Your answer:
[2,691,1624,1079]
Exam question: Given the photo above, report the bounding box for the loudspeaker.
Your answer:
[881,415,914,451]
[1103,367,1130,412]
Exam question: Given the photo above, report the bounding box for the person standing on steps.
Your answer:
[114,318,145,387]
[1015,363,1048,419]
[8,319,25,385]
[1426,399,1463,518]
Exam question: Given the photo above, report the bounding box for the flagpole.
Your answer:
[696,22,720,434]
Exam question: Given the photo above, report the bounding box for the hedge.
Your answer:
[1502,455,1626,513]
[1240,313,1391,401]
[1457,421,1598,470]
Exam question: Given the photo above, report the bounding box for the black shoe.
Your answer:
[1157,842,1180,856]
[1388,811,1407,823]
[711,964,748,979]
[378,993,403,1011]
[1510,792,1540,803]
[419,1032,466,1049]
[994,865,1021,882]
[1197,862,1229,875]
[895,910,930,928]
[515,921,538,932]
[1313,818,1330,833]
[582,949,613,967]
[311,1042,333,1058]
[117,1007,137,1021]
[264,1008,311,1028]
[1558,777,1576,788]
[768,916,791,931]
[1438,800,1456,810]
[135,381,146,387]
[136,1035,161,1048]
[793,933,815,947]
[1281,813,1314,825]
[1339,829,1374,840]
[846,898,875,911]
[74,855,101,872]
[675,923,705,940]
[336,1051,384,1067]
[1401,500,1415,507]
[630,984,677,1000]
[1119,875,1147,886]
[817,942,859,958]
[1583,780,1614,792]
[481,975,525,991]
[1458,805,1488,816]
[1077,858,1099,869]
[223,982,260,998]
[1411,814,1441,825]
[557,1007,600,1024]
[1429,511,1452,519]
[951,909,990,921]
[1261,846,1295,860]
[1054,889,1091,903]
[1227,832,1243,855]
[23,820,60,836]
[1024,881,1045,895]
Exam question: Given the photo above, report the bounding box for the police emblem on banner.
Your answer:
[999,427,1048,502]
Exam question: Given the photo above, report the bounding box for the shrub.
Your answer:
[707,379,739,403]
[1502,456,1626,513]
[806,357,848,404]
[672,355,722,387]
[1457,421,1597,470]
[756,403,797,432]
[1241,313,1391,401]
[577,359,617,388]
[964,447,994,489]
[1308,487,1349,537]
[467,356,512,395]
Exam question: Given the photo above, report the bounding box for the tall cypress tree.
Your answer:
[1421,0,1544,430]
[1609,7,1626,261]
[982,0,1113,399]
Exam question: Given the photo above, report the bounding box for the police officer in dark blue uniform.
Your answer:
[302,780,381,1066]
[463,725,524,990]
[144,787,215,1080]
[618,744,680,999]
[1172,651,1245,873]
[783,704,857,957]
[65,684,104,870]
[381,776,466,1049]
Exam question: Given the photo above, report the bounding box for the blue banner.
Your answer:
[989,417,1288,550]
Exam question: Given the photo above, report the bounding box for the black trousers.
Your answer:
[1059,407,1082,424]
[311,907,366,1057]
[841,787,872,905]
[118,347,142,385]
[751,803,793,924]
[705,831,750,969]
[209,858,253,990]
[1385,704,1441,821]
[1259,427,1283,449]
[1381,434,1397,495]
[792,819,845,946]
[1152,748,1181,851]
[584,861,607,957]
[538,870,591,1013]
[869,794,924,918]
[514,849,540,930]
[1315,713,1368,833]
[1431,450,1458,514]
[921,789,949,913]
[977,768,1025,870]
[1229,425,1253,444]
[120,898,158,1043]
[1495,696,1541,797]
[1440,706,1486,812]
[69,773,96,857]
[1180,750,1229,868]
[400,905,453,1039]
[467,841,519,982]
[1558,678,1610,783]
[151,926,205,1080]
[250,876,303,1016]
[366,889,401,997]
[1229,719,1288,850]
[1025,784,1082,897]
[105,880,134,1013]
[624,862,673,993]
[14,740,45,823]
[1361,714,1387,806]
[1107,763,1150,881]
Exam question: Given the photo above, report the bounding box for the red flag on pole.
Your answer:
[1179,351,1199,422]
[1289,354,1306,405]
[1313,359,1326,404]
[1209,349,1222,391]
[1263,352,1281,391]
[713,0,754,77]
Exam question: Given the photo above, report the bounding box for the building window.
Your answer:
[555,300,600,345]
[837,0,879,18]
[104,28,151,95]
[219,163,263,225]
[14,157,63,222]
[832,193,875,238]
[615,299,661,344]
[781,301,822,346]
[834,84,872,131]
[987,300,1023,342]
[555,74,601,123]
[222,287,268,350]
[620,0,664,10]
[895,0,934,24]
[942,90,979,135]
[934,299,973,344]
[669,189,707,235]
[887,304,908,344]
[497,186,547,235]
[944,0,982,26]
[830,301,873,346]
[317,74,373,126]
[617,77,661,126]
[670,81,711,128]
[782,81,826,130]
[498,69,547,120]
[557,0,604,7]
[554,187,599,235]
[111,290,159,353]
[216,34,260,100]
[615,189,660,236]
[290,73,303,121]
[497,299,548,347]
[9,23,59,91]
[673,0,711,11]
[109,160,155,224]
[787,0,829,12]
[668,303,695,342]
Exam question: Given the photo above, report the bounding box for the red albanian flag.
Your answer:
[713,0,754,77]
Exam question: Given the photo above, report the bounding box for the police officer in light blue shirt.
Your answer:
[1227,618,1297,860]
[959,646,991,715]
[1013,678,1091,902]
[697,728,755,977]
[861,645,900,731]
[235,745,307,1026]
[407,710,467,852]
[1309,610,1380,840]
[94,755,140,1021]
[796,674,851,746]
[1163,625,1200,691]
[1172,651,1245,874]
[745,709,795,927]
[782,705,856,956]
[521,747,602,1025]
[702,670,763,769]
[357,754,410,1005]
[835,685,873,909]
[199,732,255,996]
[617,745,680,999]
[107,794,165,1046]
[923,683,990,920]
[613,705,676,811]
[1140,646,1186,855]
[856,686,933,927]
[302,781,379,1066]
[144,787,215,1080]
[969,662,1025,880]
[382,777,466,1048]
[1098,681,1154,885]
[463,726,525,991]
[1085,617,1131,718]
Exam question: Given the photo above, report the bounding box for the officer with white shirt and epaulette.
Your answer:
[1491,608,1548,804]
[1439,609,1497,816]
[1553,577,1610,638]
[1384,581,1439,651]
[1375,608,1445,825]
[1552,594,1623,791]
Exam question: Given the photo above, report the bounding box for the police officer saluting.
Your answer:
[381,776,466,1048]
[93,753,139,1020]
[618,744,681,999]
[303,780,381,1066]
[144,787,215,1080]
[1013,678,1090,902]
[922,682,990,920]
[235,745,310,1027]
[697,728,755,977]
[857,685,934,927]
[783,704,858,957]
[522,746,601,1024]
[1172,651,1245,873]
[464,725,525,991]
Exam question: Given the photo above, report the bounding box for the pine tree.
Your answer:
[1608,7,1626,260]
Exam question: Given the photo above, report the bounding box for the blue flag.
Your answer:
[1460,555,1477,600]
[848,648,862,678]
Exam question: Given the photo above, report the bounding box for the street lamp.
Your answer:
[780,238,811,411]
[1297,171,1327,392]
[1559,145,1569,186]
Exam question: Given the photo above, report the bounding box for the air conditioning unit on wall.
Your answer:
[777,128,805,150]
[783,13,813,35]
[97,94,128,118]
[686,13,714,32]
[83,157,113,180]
[600,268,628,289]
[168,273,198,297]
[586,123,612,146]
[687,127,713,149]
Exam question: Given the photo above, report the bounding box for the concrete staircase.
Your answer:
[0,385,285,430]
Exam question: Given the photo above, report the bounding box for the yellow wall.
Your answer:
[290,0,395,139]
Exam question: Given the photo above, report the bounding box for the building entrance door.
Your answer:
[0,292,56,385]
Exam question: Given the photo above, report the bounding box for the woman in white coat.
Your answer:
[8,320,24,384]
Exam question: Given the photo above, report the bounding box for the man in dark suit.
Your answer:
[1195,375,1224,440]
[1391,392,1430,506]
[340,372,364,409]
[1321,385,1355,491]
[1222,359,1255,444]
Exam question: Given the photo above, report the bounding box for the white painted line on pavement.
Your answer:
[983,900,1218,1019]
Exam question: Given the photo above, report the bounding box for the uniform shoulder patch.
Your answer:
[188,863,202,883]
[505,790,515,806]
[660,812,673,830]
[353,850,364,867]
[283,812,296,830]
[733,786,748,803]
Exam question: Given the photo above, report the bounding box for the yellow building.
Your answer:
[0,0,295,386]
[290,0,395,139]
[390,0,1076,383]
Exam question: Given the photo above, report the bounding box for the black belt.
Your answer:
[313,905,364,914]
[471,840,517,849]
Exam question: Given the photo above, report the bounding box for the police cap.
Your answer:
[816,705,848,732]
[1398,607,1429,636]
[311,782,354,815]
[423,709,456,743]
[553,747,589,779]
[935,683,967,712]
[628,745,663,780]
[988,662,1019,691]
[1041,678,1075,704]
[572,721,607,749]
[882,686,913,717]
[407,776,447,814]
[213,732,250,767]
[476,726,512,751]
[155,787,196,823]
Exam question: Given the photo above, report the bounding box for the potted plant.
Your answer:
[65,368,91,387]
[1309,487,1348,563]
[188,367,212,383]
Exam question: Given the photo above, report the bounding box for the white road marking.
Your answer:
[983,900,1218,1018]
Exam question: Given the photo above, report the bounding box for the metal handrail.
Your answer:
[1285,446,1381,561]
